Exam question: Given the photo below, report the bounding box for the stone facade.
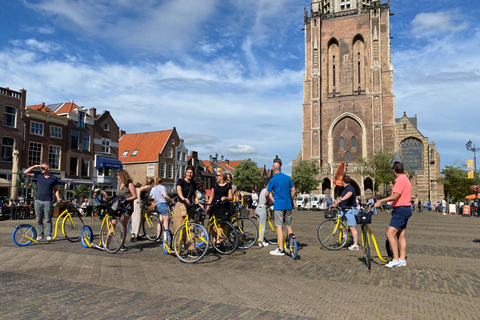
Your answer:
[299,0,443,203]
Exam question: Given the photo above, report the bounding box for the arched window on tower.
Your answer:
[345,151,350,162]
[353,36,365,95]
[400,138,423,172]
[339,137,344,149]
[351,136,356,148]
[328,39,339,95]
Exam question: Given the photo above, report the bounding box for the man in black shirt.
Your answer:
[332,175,359,250]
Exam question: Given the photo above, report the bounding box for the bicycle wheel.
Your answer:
[210,220,238,255]
[81,226,93,248]
[62,213,84,242]
[287,233,298,260]
[317,219,348,250]
[174,223,209,263]
[101,217,125,254]
[264,219,278,245]
[12,224,36,246]
[362,228,371,269]
[143,213,162,241]
[168,216,174,231]
[236,217,258,249]
[163,230,173,254]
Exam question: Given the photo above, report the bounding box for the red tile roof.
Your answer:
[55,102,78,114]
[119,130,172,163]
[26,104,55,114]
[202,160,213,174]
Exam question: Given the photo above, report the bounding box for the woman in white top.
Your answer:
[150,177,173,240]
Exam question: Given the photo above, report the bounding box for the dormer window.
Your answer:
[78,111,85,129]
[122,150,129,157]
[104,123,109,131]
[132,150,139,156]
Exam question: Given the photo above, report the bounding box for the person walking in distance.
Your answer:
[255,186,269,247]
[24,163,61,241]
[265,158,295,256]
[375,161,412,268]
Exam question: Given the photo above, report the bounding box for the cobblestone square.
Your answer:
[1,209,479,319]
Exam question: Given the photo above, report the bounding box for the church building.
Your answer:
[298,0,443,203]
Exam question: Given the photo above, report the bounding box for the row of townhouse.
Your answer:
[0,86,122,199]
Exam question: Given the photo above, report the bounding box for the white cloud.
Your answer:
[10,38,62,53]
[411,11,468,36]
[227,145,259,155]
[25,0,219,54]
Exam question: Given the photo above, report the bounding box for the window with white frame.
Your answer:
[184,153,188,161]
[4,106,16,128]
[102,139,111,153]
[1,137,15,162]
[167,147,173,158]
[71,131,79,150]
[48,145,61,170]
[168,163,173,179]
[81,158,89,176]
[177,151,181,161]
[132,150,139,156]
[70,157,78,176]
[98,167,113,177]
[160,162,166,178]
[122,150,129,157]
[82,133,90,152]
[104,123,109,131]
[28,142,42,166]
[50,125,62,139]
[31,121,44,136]
[147,163,155,177]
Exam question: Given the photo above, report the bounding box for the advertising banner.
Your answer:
[468,159,474,179]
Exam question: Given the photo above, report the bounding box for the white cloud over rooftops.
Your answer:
[411,11,468,37]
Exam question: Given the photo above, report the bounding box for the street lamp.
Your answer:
[466,140,480,205]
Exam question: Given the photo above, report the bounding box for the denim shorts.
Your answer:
[341,208,358,227]
[155,202,170,216]
[389,206,412,229]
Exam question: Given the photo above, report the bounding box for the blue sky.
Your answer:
[1,0,479,175]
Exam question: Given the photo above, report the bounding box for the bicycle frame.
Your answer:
[20,209,75,243]
[83,213,117,249]
[360,224,388,263]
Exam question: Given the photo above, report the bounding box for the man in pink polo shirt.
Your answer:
[375,161,412,268]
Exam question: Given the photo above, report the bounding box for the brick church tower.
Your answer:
[301,0,395,198]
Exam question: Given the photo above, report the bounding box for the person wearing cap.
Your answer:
[24,163,61,241]
[375,161,412,268]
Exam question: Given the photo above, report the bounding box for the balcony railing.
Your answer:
[0,87,22,99]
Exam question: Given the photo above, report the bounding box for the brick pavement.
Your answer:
[1,210,480,319]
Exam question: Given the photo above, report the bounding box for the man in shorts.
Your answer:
[375,161,412,268]
[332,175,359,250]
[265,158,295,256]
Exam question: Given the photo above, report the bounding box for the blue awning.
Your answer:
[96,156,123,169]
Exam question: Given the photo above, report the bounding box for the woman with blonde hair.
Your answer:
[131,177,155,242]
[116,169,137,251]
[151,177,174,240]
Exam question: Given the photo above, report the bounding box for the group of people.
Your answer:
[24,158,413,267]
[330,161,412,268]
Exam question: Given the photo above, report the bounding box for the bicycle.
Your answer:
[206,201,238,255]
[162,204,209,263]
[127,206,162,241]
[12,203,84,246]
[356,206,390,269]
[80,197,126,254]
[317,208,351,250]
[261,206,298,259]
[230,212,258,249]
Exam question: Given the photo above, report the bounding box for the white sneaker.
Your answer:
[36,236,43,241]
[269,248,285,256]
[259,241,270,247]
[385,260,403,268]
[46,236,52,241]
[443,213,447,215]
[348,245,359,251]
[398,259,407,267]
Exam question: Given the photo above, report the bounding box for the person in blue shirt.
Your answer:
[24,163,61,241]
[265,158,296,256]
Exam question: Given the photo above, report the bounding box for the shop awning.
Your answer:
[96,156,123,169]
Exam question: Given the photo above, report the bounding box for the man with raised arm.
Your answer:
[24,163,61,241]
[265,157,296,256]
[375,161,412,268]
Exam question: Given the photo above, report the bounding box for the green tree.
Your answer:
[437,165,471,202]
[291,160,322,194]
[369,152,395,194]
[72,184,91,201]
[232,159,263,189]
